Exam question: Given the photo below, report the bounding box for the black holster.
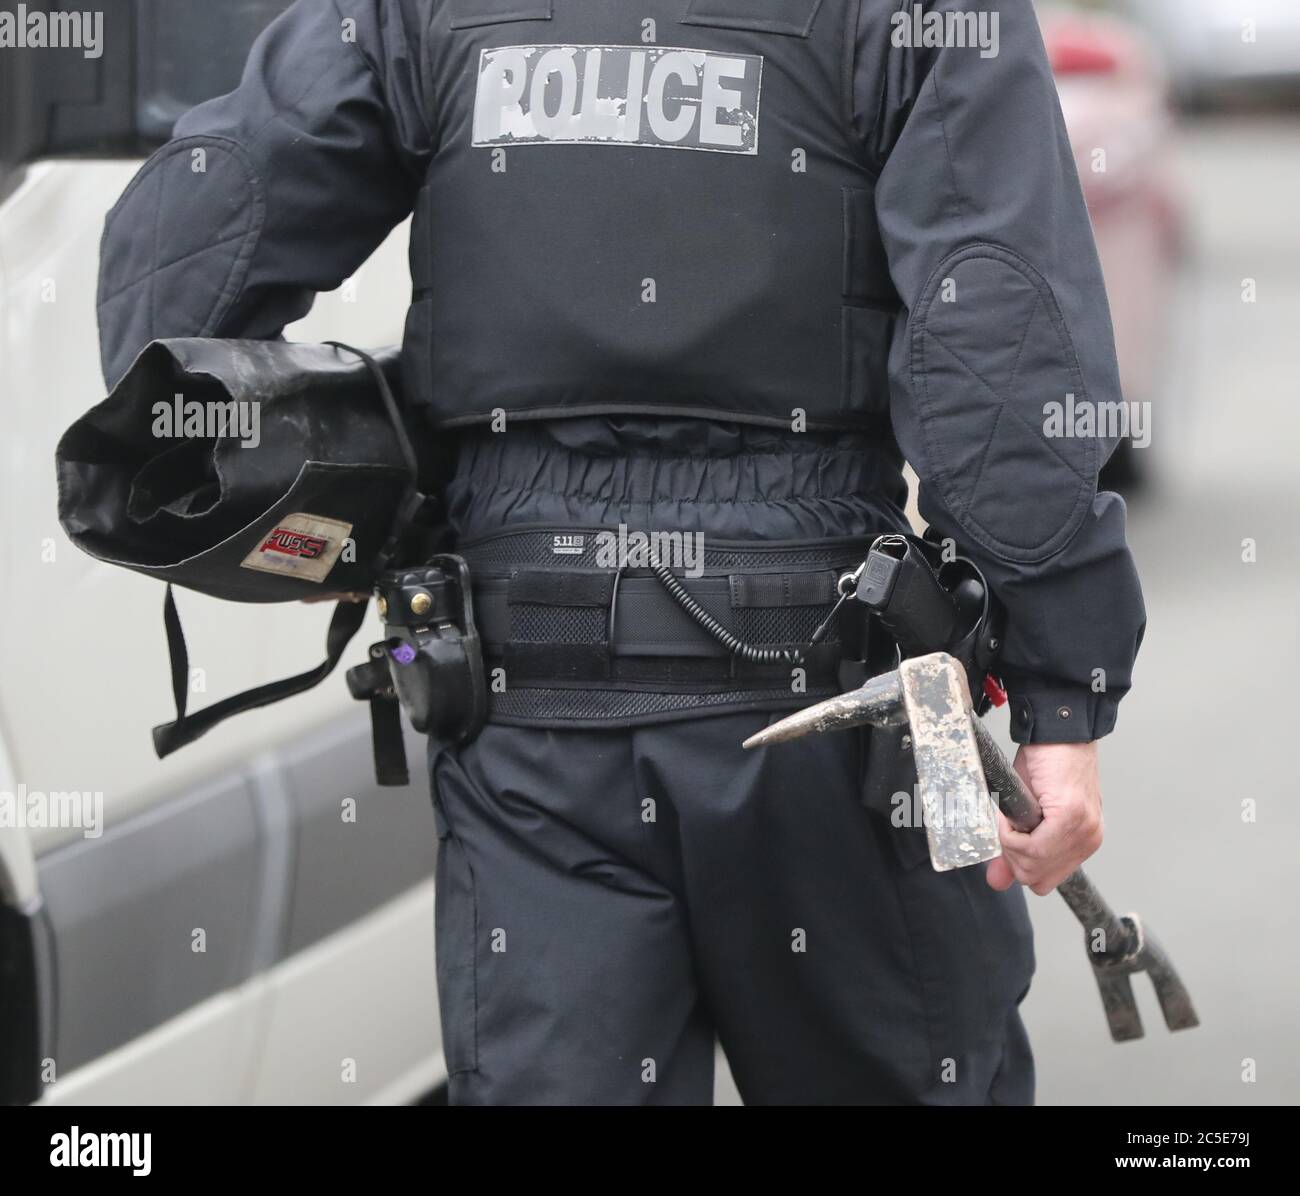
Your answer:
[851,533,1004,713]
[347,555,488,786]
[848,532,1006,818]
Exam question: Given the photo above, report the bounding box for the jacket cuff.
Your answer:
[1002,680,1120,745]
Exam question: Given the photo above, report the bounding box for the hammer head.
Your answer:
[744,652,1002,872]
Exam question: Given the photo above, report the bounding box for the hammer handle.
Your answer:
[970,717,1044,831]
[970,718,1134,951]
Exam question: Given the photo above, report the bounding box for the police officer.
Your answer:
[97,0,1144,1105]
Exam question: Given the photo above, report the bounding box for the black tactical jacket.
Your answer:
[97,0,1145,743]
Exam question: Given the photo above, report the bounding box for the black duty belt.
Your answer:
[458,526,877,690]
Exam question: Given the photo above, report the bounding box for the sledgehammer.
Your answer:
[743,652,1198,1043]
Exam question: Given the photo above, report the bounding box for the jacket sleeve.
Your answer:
[854,0,1146,743]
[97,0,433,390]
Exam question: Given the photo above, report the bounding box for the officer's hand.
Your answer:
[985,742,1103,896]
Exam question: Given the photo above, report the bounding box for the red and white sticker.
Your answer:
[240,513,353,584]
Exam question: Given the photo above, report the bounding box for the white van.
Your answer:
[0,1,444,1105]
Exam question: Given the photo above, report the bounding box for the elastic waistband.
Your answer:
[441,419,910,544]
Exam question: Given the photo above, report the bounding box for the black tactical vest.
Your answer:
[405,0,899,431]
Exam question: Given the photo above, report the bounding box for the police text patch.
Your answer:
[472,44,761,154]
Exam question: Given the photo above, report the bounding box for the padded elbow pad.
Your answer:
[910,244,1097,563]
[98,136,264,386]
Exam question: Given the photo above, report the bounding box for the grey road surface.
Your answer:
[715,115,1300,1107]
[1027,115,1300,1108]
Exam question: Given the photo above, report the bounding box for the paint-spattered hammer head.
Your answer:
[743,652,1001,873]
[896,654,1002,872]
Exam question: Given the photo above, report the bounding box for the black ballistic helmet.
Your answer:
[57,338,426,602]
[55,338,437,757]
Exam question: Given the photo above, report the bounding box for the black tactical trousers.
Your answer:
[430,418,1035,1104]
[428,710,1035,1106]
